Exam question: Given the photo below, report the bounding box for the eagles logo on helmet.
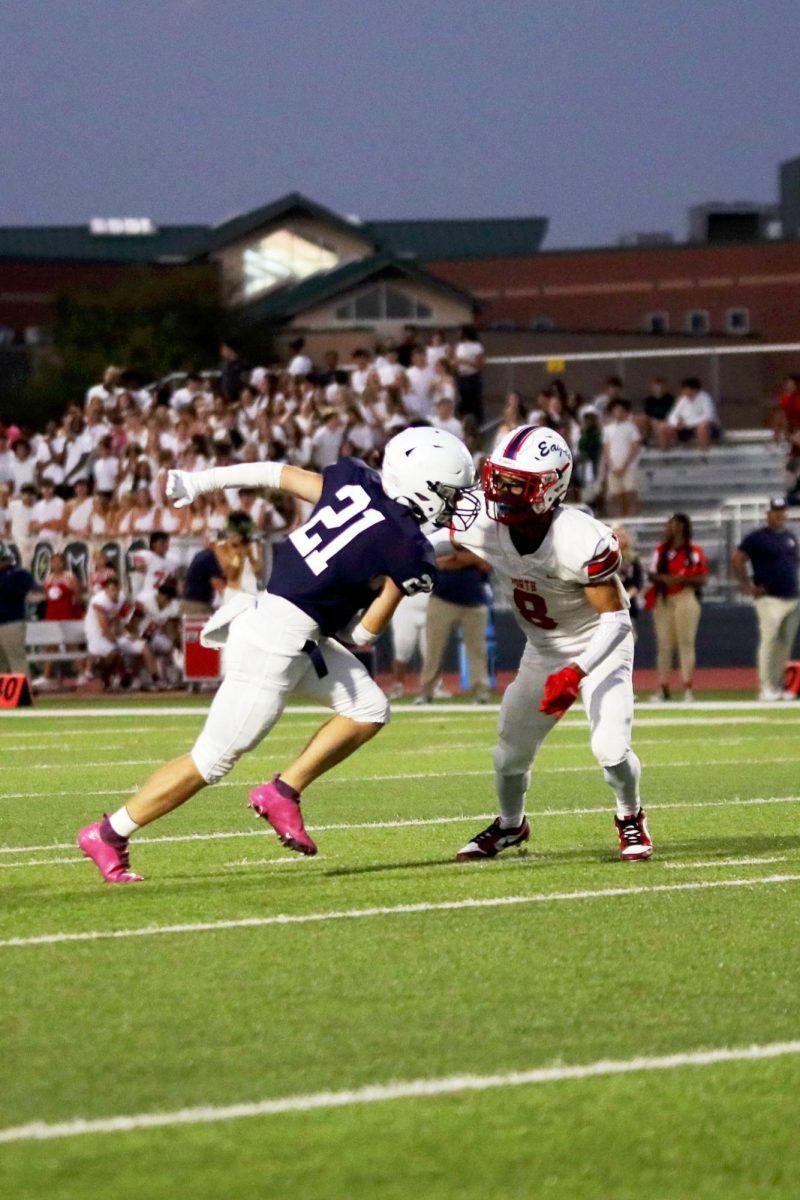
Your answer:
[483,425,573,524]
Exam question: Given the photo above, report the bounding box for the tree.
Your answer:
[22,267,227,425]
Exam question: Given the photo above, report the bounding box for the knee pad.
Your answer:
[591,730,631,769]
[191,729,261,785]
[493,736,532,778]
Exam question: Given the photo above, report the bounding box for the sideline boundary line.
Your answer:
[1,1040,799,1143]
[2,873,799,949]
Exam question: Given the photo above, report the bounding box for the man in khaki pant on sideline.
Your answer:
[415,554,491,704]
[0,543,35,678]
[732,498,800,701]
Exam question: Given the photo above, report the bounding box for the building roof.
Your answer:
[366,216,549,260]
[199,192,375,256]
[0,192,549,267]
[0,224,208,264]
[238,251,476,326]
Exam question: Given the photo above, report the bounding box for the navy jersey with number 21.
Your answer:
[267,458,437,635]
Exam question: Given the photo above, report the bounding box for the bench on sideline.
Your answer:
[25,620,87,664]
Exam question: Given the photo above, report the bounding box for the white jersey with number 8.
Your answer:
[456,505,625,658]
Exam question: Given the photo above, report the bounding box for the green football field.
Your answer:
[1,700,799,1200]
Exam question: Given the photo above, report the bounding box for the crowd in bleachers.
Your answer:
[0,325,493,562]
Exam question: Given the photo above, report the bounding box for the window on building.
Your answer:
[529,316,555,332]
[685,309,710,336]
[242,229,339,298]
[726,307,750,335]
[643,311,669,334]
[335,283,433,322]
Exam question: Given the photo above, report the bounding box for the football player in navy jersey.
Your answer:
[78,428,477,883]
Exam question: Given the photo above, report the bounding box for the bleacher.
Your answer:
[639,433,786,514]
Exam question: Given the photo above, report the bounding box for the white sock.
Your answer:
[603,753,642,819]
[496,770,529,828]
[108,806,140,839]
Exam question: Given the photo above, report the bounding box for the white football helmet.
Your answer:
[483,425,573,523]
[382,426,479,528]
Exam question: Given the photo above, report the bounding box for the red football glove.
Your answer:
[539,665,584,719]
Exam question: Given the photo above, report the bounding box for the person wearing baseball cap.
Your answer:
[0,543,35,679]
[732,498,800,700]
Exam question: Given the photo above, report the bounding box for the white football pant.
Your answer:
[493,636,641,820]
[191,593,390,784]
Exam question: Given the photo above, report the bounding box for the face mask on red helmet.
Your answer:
[483,426,573,524]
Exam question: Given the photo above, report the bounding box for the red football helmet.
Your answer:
[483,426,573,524]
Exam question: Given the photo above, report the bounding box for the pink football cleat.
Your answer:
[248,776,317,856]
[78,818,144,883]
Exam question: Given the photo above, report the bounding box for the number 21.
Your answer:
[290,484,385,575]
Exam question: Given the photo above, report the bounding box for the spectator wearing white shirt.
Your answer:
[310,410,346,469]
[30,480,66,541]
[405,347,437,419]
[287,337,313,378]
[92,436,120,494]
[349,348,379,398]
[602,399,642,517]
[377,345,407,392]
[9,438,37,494]
[64,479,94,539]
[454,324,485,424]
[0,432,16,487]
[426,330,452,369]
[85,365,121,412]
[84,397,111,447]
[8,484,37,564]
[169,372,206,414]
[433,395,465,441]
[659,377,720,452]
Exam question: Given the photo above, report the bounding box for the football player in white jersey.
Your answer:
[449,425,652,862]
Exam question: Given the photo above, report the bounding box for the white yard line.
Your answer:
[3,755,800,791]
[664,856,787,870]
[1,1038,799,1144]
[223,857,324,868]
[2,794,799,857]
[0,732,787,758]
[2,873,799,950]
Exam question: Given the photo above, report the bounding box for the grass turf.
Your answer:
[1,703,799,1199]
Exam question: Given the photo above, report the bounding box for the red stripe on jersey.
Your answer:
[587,547,622,579]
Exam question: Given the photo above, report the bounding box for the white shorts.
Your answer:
[191,592,390,784]
[494,636,635,777]
[391,592,429,664]
[605,466,640,497]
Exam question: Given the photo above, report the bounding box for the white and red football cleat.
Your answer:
[78,818,143,883]
[614,809,653,861]
[248,776,317,856]
[456,816,530,862]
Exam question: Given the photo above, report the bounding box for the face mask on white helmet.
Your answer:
[482,425,573,524]
[381,426,480,529]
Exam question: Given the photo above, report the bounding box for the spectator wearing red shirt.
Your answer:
[646,513,708,702]
[774,373,800,441]
[33,552,86,691]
